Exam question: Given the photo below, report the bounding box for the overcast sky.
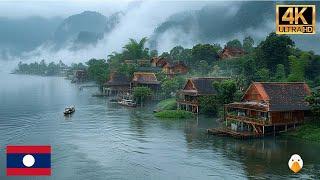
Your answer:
[0,0,221,18]
[0,0,131,18]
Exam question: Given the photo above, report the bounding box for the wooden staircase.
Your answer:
[252,124,263,135]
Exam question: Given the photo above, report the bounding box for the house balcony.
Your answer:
[226,114,271,126]
[176,99,199,106]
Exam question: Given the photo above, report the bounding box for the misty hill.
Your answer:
[0,16,62,58]
[149,2,274,48]
[0,11,122,59]
[53,11,107,44]
[150,1,320,53]
[52,11,122,50]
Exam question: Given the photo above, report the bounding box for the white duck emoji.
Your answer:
[288,154,303,173]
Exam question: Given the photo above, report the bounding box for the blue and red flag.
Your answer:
[6,145,51,176]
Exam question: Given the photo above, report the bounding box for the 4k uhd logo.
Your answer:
[276,5,316,34]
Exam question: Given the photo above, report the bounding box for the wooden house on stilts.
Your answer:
[177,77,229,113]
[104,73,131,96]
[223,82,311,137]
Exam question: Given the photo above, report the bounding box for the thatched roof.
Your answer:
[132,72,160,85]
[230,82,312,111]
[105,73,130,86]
[249,82,311,111]
[182,77,229,95]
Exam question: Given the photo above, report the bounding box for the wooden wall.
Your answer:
[270,111,304,124]
[243,85,264,101]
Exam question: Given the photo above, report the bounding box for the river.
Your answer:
[0,73,319,179]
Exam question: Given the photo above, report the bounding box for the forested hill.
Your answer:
[149,1,320,53]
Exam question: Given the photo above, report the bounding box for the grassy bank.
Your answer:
[283,121,320,142]
[154,110,194,119]
[156,98,177,111]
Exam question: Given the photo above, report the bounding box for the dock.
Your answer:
[92,93,109,97]
[207,127,264,139]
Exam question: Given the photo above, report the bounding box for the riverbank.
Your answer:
[153,98,194,119]
[154,110,194,119]
[155,98,177,111]
[283,121,320,142]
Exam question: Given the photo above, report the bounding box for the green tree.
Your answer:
[122,37,149,60]
[197,60,210,75]
[149,49,158,58]
[159,52,171,60]
[161,78,180,97]
[133,86,153,105]
[170,46,184,62]
[191,44,221,64]
[306,91,320,119]
[86,59,109,85]
[70,63,87,70]
[256,68,270,82]
[306,54,320,83]
[47,62,59,76]
[240,56,256,85]
[274,64,286,81]
[226,39,242,49]
[256,32,294,74]
[117,63,137,78]
[39,60,47,75]
[288,53,310,82]
[243,36,254,53]
[213,80,238,104]
[198,95,220,114]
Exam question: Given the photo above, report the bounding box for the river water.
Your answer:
[0,73,319,180]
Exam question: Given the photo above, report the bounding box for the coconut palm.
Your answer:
[122,37,149,60]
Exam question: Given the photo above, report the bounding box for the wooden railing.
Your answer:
[226,114,271,126]
[176,99,199,106]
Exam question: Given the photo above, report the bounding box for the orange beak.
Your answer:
[290,161,301,173]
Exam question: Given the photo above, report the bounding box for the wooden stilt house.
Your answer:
[224,82,311,136]
[104,73,131,96]
[177,77,229,113]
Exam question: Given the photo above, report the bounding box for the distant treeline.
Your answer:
[14,60,86,76]
[14,32,320,89]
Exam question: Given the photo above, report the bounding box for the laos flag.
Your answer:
[6,145,51,176]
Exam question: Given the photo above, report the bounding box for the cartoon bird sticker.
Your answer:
[288,154,303,173]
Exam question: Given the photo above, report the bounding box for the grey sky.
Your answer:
[0,0,129,18]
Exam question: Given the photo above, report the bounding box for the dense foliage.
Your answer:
[86,59,109,84]
[15,60,68,76]
[199,80,239,115]
[133,86,153,105]
[306,91,320,119]
[15,33,320,118]
[154,110,194,119]
[156,98,177,111]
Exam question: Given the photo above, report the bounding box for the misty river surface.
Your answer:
[0,73,320,180]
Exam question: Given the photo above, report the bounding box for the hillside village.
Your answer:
[14,32,320,140]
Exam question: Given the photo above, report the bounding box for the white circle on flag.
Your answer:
[22,154,35,167]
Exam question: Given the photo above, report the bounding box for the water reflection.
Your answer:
[0,73,319,179]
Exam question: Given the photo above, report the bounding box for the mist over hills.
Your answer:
[0,11,122,59]
[0,1,319,61]
[150,1,274,49]
[0,16,62,58]
[150,1,320,53]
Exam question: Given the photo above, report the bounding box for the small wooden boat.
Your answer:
[64,106,75,115]
[117,99,137,107]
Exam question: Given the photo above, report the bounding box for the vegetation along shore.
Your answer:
[14,32,320,140]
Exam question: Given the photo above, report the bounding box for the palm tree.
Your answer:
[122,37,149,60]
